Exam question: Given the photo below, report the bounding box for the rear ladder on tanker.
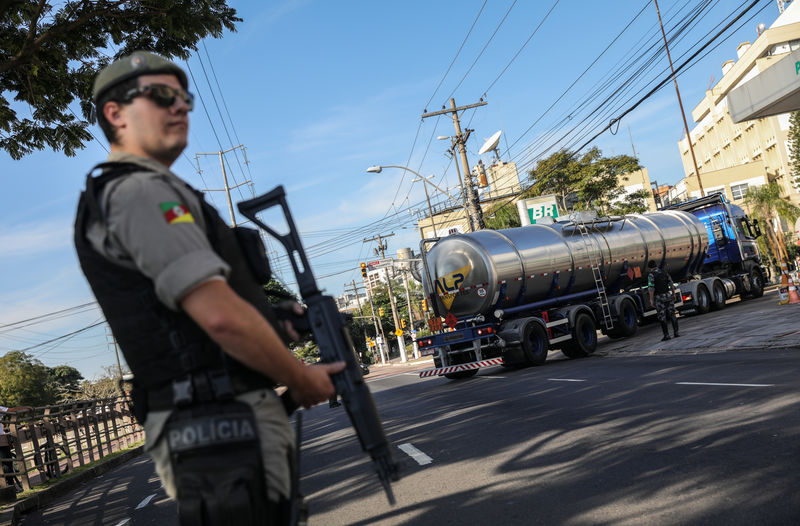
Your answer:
[576,221,613,330]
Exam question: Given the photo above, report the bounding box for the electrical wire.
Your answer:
[423,0,489,112]
[446,0,518,101]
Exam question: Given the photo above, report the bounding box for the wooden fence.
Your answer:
[0,397,143,493]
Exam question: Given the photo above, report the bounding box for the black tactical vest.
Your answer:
[74,162,284,403]
[650,267,671,294]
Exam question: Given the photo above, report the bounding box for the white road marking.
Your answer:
[548,378,587,382]
[398,443,433,465]
[114,520,130,526]
[676,382,774,387]
[476,375,506,379]
[135,493,156,510]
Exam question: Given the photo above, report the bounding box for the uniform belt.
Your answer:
[146,371,275,412]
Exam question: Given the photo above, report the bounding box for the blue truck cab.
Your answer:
[665,193,765,309]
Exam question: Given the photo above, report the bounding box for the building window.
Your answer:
[731,183,749,200]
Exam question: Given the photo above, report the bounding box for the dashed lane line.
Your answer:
[676,382,774,387]
[135,493,156,510]
[114,520,130,526]
[398,443,433,465]
[548,378,587,382]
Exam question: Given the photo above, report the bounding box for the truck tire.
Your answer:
[561,312,598,358]
[710,282,726,310]
[694,285,710,314]
[607,299,638,339]
[521,320,549,365]
[747,268,764,298]
[444,369,479,380]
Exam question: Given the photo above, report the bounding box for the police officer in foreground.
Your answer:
[647,259,680,341]
[74,51,344,525]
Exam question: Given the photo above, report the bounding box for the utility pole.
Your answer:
[348,280,385,364]
[106,325,123,385]
[423,98,487,231]
[401,269,419,359]
[654,0,704,198]
[364,233,407,363]
[195,144,252,226]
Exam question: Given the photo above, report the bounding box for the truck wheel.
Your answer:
[607,299,638,339]
[444,369,479,380]
[561,312,598,358]
[521,321,549,365]
[711,282,726,310]
[748,268,764,298]
[694,285,710,314]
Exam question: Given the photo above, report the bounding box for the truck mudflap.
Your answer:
[419,357,504,378]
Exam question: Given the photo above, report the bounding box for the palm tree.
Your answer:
[743,182,800,270]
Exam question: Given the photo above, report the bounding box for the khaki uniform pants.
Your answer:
[145,388,294,502]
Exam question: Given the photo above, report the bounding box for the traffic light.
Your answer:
[378,307,384,316]
[401,319,407,329]
[360,262,367,279]
[422,299,429,312]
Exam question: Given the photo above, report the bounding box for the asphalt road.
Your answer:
[18,290,800,525]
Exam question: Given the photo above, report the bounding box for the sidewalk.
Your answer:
[373,355,433,368]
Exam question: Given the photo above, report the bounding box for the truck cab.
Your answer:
[665,193,765,308]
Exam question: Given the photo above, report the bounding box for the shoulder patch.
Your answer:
[160,201,194,225]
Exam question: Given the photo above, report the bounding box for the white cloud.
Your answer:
[0,219,72,259]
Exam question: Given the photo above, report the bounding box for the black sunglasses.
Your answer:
[122,84,194,111]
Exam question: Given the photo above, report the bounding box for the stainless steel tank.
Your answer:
[423,211,708,317]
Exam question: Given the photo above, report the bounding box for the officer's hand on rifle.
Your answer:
[276,301,309,342]
[288,361,346,409]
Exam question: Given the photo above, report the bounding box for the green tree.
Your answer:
[572,149,642,214]
[484,200,522,230]
[527,149,580,213]
[527,147,641,215]
[77,365,126,400]
[0,351,57,406]
[48,364,84,400]
[608,189,650,215]
[744,182,800,267]
[263,278,298,304]
[0,1,240,159]
[788,111,800,187]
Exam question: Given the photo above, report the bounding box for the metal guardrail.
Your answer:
[0,397,143,494]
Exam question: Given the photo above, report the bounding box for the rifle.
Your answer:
[238,186,399,505]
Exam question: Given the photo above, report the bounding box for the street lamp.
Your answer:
[366,165,458,238]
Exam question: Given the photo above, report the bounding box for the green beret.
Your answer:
[93,51,188,103]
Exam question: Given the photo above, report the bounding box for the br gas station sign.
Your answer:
[516,195,560,226]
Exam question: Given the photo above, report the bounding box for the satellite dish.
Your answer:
[478,130,502,155]
[478,130,503,161]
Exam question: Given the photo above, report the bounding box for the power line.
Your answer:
[0,302,98,330]
[483,0,561,95]
[18,320,106,353]
[423,0,488,111]
[446,0,518,101]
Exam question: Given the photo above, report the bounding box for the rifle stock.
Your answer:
[238,186,399,505]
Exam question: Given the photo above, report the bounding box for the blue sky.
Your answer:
[0,0,780,379]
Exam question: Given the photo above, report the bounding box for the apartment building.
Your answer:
[673,3,800,207]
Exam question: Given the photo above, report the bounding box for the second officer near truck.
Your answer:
[648,259,680,341]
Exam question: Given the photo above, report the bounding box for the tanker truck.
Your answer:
[416,193,766,379]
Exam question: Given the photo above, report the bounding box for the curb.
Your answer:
[0,445,144,526]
